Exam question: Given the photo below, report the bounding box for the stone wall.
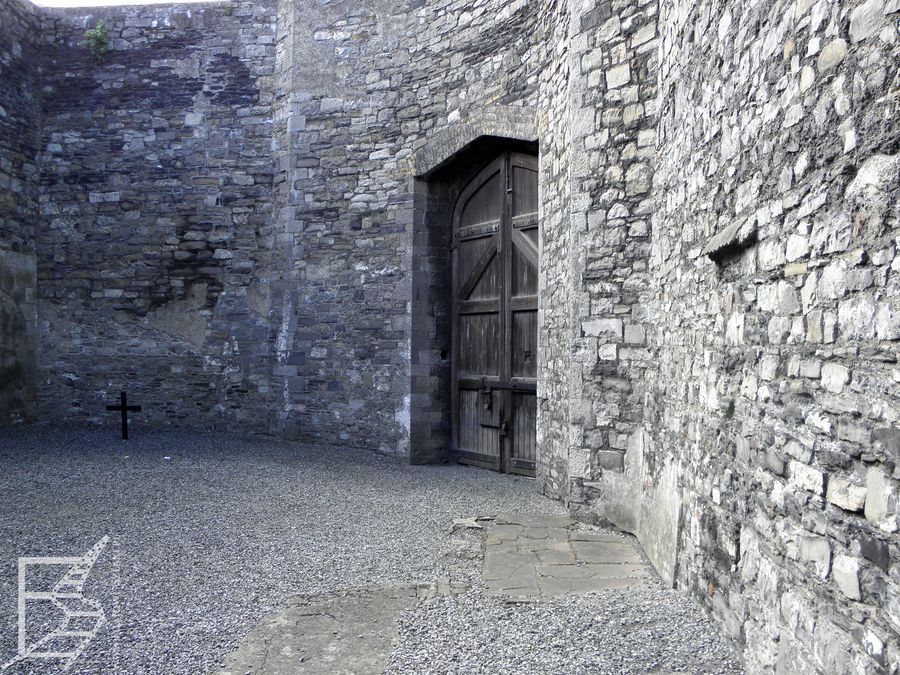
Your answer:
[533,0,573,505]
[647,0,899,670]
[1,0,897,669]
[0,0,42,426]
[536,0,661,541]
[37,1,279,429]
[270,0,545,451]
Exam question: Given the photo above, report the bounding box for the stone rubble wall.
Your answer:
[36,1,279,429]
[545,0,661,540]
[535,0,574,498]
[0,0,42,426]
[648,0,899,670]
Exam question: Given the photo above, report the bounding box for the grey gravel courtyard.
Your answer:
[0,427,741,674]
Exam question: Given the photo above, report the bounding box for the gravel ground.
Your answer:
[0,426,560,674]
[0,426,742,674]
[387,587,743,674]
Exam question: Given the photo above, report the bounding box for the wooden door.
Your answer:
[451,152,538,477]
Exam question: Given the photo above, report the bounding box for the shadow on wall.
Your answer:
[0,287,36,425]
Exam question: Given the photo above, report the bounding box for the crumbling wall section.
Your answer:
[37,2,279,429]
[0,0,42,427]
[650,0,899,670]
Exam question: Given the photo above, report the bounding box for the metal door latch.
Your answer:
[481,377,492,411]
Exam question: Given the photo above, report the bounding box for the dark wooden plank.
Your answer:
[457,234,493,286]
[457,234,498,301]
[512,213,539,230]
[512,310,537,378]
[511,295,537,311]
[511,162,539,217]
[510,393,537,469]
[458,313,499,376]
[457,218,500,241]
[457,375,502,390]
[512,246,537,297]
[458,299,500,315]
[468,252,501,301]
[511,227,538,269]
[460,169,502,226]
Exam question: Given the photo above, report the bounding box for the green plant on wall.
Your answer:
[82,21,109,62]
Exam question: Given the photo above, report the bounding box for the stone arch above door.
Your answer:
[412,105,538,178]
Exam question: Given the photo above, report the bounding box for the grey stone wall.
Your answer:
[539,0,660,538]
[532,0,898,669]
[270,0,545,452]
[647,0,899,670]
[36,1,279,429]
[0,0,42,426]
[2,0,897,668]
[534,0,571,501]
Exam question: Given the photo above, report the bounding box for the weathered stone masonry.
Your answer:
[0,0,42,426]
[645,0,900,671]
[36,2,280,429]
[0,0,897,671]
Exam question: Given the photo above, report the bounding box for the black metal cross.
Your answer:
[106,391,142,440]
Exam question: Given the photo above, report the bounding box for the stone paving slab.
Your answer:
[495,512,576,529]
[482,513,652,599]
[218,585,422,675]
[219,514,656,673]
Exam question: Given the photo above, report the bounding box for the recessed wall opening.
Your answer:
[409,136,538,469]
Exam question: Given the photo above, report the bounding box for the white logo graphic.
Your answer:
[2,536,109,672]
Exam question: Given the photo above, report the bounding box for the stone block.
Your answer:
[817,39,848,73]
[821,362,849,394]
[799,536,831,578]
[865,468,898,532]
[623,324,645,344]
[837,421,871,445]
[596,450,624,472]
[859,535,890,572]
[850,0,886,43]
[583,318,623,339]
[873,426,900,461]
[785,235,809,262]
[625,163,651,195]
[799,359,821,379]
[790,460,824,495]
[606,63,631,89]
[765,450,786,477]
[726,313,744,345]
[826,478,866,512]
[832,554,861,600]
[598,344,617,360]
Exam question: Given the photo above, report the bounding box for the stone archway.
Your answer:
[408,109,538,465]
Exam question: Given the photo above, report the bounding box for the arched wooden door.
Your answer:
[451,152,538,476]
